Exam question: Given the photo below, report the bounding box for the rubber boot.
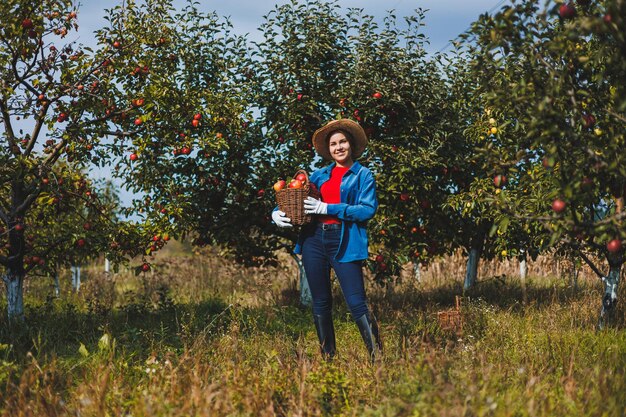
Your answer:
[313,313,336,360]
[354,313,383,363]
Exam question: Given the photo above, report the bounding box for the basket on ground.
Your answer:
[437,295,463,333]
[276,170,320,226]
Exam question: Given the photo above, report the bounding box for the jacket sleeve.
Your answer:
[325,169,378,222]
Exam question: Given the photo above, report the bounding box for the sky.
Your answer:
[69,0,509,206]
[77,0,507,54]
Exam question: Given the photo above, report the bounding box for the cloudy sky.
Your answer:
[77,0,507,55]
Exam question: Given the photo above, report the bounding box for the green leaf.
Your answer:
[78,343,89,358]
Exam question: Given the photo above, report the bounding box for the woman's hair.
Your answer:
[326,129,354,149]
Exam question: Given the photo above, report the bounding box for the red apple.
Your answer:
[257,189,265,198]
[295,173,307,182]
[607,239,622,253]
[181,147,191,155]
[193,113,202,120]
[288,179,303,189]
[21,18,33,30]
[297,93,303,101]
[273,180,286,192]
[76,238,86,247]
[372,92,382,99]
[14,224,24,232]
[191,119,200,128]
[130,153,138,161]
[375,254,384,263]
[400,193,409,201]
[141,263,150,272]
[552,199,567,213]
[113,40,121,48]
[582,114,596,129]
[83,222,91,230]
[559,2,576,19]
[134,118,142,126]
[493,174,507,188]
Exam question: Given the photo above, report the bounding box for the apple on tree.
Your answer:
[552,198,567,213]
[607,239,622,253]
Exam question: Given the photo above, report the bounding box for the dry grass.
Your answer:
[1,247,625,416]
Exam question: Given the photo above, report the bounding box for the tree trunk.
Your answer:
[2,268,25,321]
[570,261,579,292]
[71,265,81,292]
[413,262,422,284]
[519,249,528,304]
[290,253,312,307]
[464,226,487,291]
[53,271,60,298]
[599,251,623,329]
[464,248,480,291]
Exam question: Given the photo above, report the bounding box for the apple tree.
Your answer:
[92,0,258,267]
[459,0,626,324]
[0,0,244,321]
[248,1,456,286]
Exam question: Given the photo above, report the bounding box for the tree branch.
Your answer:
[25,101,52,156]
[576,249,605,280]
[14,187,42,217]
[0,99,20,156]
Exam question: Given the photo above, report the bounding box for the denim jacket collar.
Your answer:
[321,160,362,176]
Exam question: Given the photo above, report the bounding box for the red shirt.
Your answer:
[319,165,349,224]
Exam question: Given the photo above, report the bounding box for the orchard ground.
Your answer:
[0,244,625,417]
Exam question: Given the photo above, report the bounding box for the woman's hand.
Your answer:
[272,210,293,228]
[304,197,328,215]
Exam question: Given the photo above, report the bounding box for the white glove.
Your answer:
[272,210,293,228]
[304,197,328,215]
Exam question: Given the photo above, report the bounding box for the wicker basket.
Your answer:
[276,169,321,226]
[436,296,463,333]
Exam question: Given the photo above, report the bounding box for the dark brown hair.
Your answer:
[325,129,354,149]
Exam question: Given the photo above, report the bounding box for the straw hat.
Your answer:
[311,119,368,161]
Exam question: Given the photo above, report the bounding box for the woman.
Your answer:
[272,119,382,362]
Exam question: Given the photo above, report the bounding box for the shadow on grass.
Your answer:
[0,273,621,362]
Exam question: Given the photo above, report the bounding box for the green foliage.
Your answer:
[458,0,626,275]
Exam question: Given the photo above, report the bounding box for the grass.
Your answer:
[0,248,625,416]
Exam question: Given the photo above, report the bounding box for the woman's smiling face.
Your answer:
[328,131,353,167]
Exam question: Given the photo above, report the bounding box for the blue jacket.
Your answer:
[294,161,378,262]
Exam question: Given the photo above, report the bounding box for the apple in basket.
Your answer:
[295,172,307,182]
[288,179,303,189]
[273,179,286,192]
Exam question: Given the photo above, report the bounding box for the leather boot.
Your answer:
[313,313,336,360]
[354,313,383,362]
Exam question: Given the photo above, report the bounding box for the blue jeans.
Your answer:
[301,223,370,319]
